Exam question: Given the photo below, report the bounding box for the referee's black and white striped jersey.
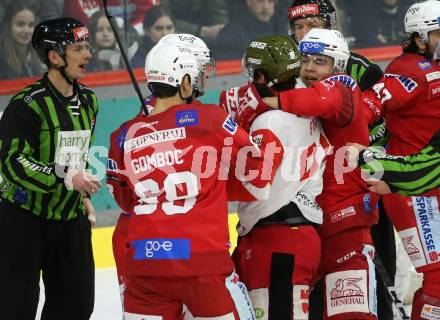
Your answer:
[359,130,440,196]
[0,74,98,220]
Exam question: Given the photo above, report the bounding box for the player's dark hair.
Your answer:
[148,83,178,98]
[274,78,297,92]
[402,32,431,59]
[253,69,297,95]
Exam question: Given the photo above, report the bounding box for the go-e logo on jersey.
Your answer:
[176,110,198,127]
[132,238,190,260]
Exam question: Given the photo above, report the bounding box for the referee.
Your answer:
[0,18,101,320]
[353,129,440,196]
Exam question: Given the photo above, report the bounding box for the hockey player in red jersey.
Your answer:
[220,34,329,320]
[261,29,379,319]
[111,33,213,296]
[107,42,284,319]
[288,2,394,318]
[361,1,440,318]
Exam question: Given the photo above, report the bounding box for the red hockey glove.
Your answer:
[219,84,271,132]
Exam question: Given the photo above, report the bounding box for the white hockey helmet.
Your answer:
[299,28,350,72]
[145,43,201,88]
[158,33,214,72]
[155,34,214,97]
[405,0,440,42]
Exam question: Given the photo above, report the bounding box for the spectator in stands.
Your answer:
[131,6,174,68]
[215,0,287,60]
[87,10,128,71]
[0,0,60,26]
[0,1,42,79]
[63,0,158,33]
[345,0,412,47]
[161,0,228,44]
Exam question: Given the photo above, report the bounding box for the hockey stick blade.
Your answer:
[102,0,149,115]
[374,254,410,319]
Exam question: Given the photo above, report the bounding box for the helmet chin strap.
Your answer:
[59,55,76,86]
[178,74,193,104]
[178,85,193,104]
[433,41,440,61]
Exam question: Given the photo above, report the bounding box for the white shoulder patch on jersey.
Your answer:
[385,73,418,92]
[223,115,238,135]
[426,71,440,82]
[107,158,118,173]
[324,75,358,91]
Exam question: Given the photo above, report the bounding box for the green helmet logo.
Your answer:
[244,35,301,85]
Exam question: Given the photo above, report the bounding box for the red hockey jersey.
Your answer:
[107,103,282,276]
[279,75,379,237]
[363,53,440,156]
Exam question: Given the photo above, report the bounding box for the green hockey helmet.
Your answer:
[243,35,301,86]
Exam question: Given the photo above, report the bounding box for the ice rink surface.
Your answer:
[36,241,416,320]
[35,266,413,320]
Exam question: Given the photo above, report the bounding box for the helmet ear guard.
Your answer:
[299,28,350,72]
[434,41,440,61]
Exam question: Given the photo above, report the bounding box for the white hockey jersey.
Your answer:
[236,110,329,236]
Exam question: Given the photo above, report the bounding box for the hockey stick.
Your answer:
[102,0,149,116]
[374,254,410,319]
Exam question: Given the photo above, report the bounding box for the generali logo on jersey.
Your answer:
[288,4,319,19]
[399,228,428,268]
[330,278,365,305]
[124,127,186,152]
[402,236,421,261]
[326,270,369,316]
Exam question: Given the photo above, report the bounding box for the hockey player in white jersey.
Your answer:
[220,35,329,320]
